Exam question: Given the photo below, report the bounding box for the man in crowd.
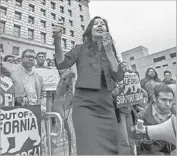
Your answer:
[112,61,137,155]
[162,70,176,85]
[51,68,76,154]
[35,52,50,69]
[3,55,14,63]
[8,49,47,154]
[137,84,175,155]
[9,49,45,107]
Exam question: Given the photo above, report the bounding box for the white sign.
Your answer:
[0,107,41,155]
[116,71,144,108]
[35,68,60,91]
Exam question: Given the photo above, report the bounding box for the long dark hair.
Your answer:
[82,16,121,63]
[145,67,160,81]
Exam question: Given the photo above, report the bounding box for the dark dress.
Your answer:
[72,73,119,155]
[55,43,124,155]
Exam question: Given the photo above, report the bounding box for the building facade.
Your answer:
[0,0,90,58]
[121,46,176,80]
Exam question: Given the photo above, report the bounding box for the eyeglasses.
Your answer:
[24,55,36,59]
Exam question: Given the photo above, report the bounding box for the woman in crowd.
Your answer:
[140,68,162,103]
[53,16,124,155]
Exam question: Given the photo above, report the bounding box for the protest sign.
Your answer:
[35,68,60,91]
[116,71,144,108]
[0,65,15,107]
[0,105,41,156]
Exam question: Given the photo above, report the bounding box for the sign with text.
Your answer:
[0,75,15,107]
[0,105,41,156]
[116,71,144,108]
[35,68,60,91]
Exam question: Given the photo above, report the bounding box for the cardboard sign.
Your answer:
[0,76,15,107]
[116,71,144,108]
[35,68,60,91]
[0,105,41,155]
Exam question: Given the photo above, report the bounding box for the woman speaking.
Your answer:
[53,16,124,155]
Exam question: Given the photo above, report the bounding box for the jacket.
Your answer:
[10,65,45,106]
[140,77,162,103]
[162,78,176,85]
[138,103,172,154]
[55,43,124,91]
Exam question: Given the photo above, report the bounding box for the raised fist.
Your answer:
[52,19,64,38]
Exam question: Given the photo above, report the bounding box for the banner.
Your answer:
[116,71,144,108]
[2,62,60,91]
[35,68,60,91]
[0,67,15,107]
[0,105,41,155]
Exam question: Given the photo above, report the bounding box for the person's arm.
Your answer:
[102,33,124,81]
[39,77,47,112]
[53,26,64,65]
[53,26,79,70]
[54,45,80,70]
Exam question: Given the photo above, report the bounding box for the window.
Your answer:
[0,21,5,33]
[68,0,71,5]
[13,25,20,37]
[28,16,34,24]
[173,62,176,65]
[52,35,54,45]
[60,6,64,13]
[60,0,63,2]
[170,52,176,58]
[51,1,56,9]
[62,27,66,34]
[0,7,7,15]
[155,66,161,69]
[15,0,22,7]
[51,23,54,27]
[41,0,46,5]
[41,9,46,16]
[70,30,74,37]
[131,64,137,71]
[68,9,72,17]
[28,29,34,40]
[12,46,20,56]
[69,20,73,26]
[80,15,84,22]
[71,41,75,48]
[29,4,35,12]
[41,32,46,43]
[61,17,65,24]
[51,13,56,20]
[79,4,82,11]
[162,64,168,67]
[41,20,46,28]
[15,11,22,20]
[62,38,67,49]
[81,25,85,31]
[153,56,166,63]
[130,56,134,61]
[0,44,4,53]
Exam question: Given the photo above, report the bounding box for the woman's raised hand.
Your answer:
[52,20,64,39]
